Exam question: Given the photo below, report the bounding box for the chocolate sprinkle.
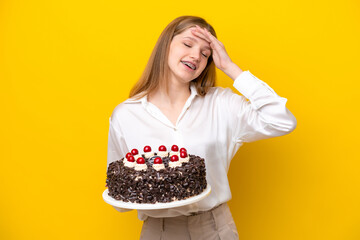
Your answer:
[106,154,207,204]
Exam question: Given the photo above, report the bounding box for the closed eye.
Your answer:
[183,43,208,58]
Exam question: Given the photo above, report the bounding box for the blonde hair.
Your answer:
[129,16,217,99]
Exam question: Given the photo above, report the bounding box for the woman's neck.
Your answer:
[148,81,191,107]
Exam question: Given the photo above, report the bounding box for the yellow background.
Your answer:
[1,0,359,239]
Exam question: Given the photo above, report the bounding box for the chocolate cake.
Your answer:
[106,145,207,204]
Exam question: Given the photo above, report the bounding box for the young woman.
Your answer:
[107,16,297,240]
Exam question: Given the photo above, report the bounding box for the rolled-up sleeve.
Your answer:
[223,70,297,143]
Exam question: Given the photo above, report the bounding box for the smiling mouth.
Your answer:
[181,61,196,70]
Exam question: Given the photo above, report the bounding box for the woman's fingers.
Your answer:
[193,26,225,58]
[194,25,212,42]
[203,28,224,49]
[191,25,232,71]
[192,26,220,54]
[191,27,211,43]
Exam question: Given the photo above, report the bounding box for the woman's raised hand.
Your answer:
[191,25,243,80]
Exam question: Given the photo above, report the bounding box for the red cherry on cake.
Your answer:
[154,157,163,164]
[131,148,139,155]
[158,145,167,151]
[180,151,188,158]
[144,145,151,152]
[126,152,132,159]
[180,148,187,153]
[171,145,179,152]
[137,157,145,164]
[171,155,179,162]
[128,156,135,162]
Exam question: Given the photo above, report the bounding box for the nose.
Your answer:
[190,48,201,62]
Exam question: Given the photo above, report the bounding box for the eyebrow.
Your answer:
[183,37,211,51]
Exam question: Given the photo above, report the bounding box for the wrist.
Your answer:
[223,62,243,81]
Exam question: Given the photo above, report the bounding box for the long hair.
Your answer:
[129,16,217,99]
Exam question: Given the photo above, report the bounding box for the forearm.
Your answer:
[223,62,244,81]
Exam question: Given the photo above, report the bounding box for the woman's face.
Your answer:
[167,26,211,85]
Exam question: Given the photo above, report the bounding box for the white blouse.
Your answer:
[107,70,297,220]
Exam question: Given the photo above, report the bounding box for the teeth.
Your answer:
[182,61,196,70]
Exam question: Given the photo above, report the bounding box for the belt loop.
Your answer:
[211,210,218,231]
[160,218,164,232]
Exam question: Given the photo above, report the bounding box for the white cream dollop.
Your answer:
[152,163,165,171]
[124,159,136,168]
[133,154,142,160]
[179,155,190,163]
[169,161,182,168]
[134,163,148,171]
[157,151,168,157]
[144,152,154,158]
